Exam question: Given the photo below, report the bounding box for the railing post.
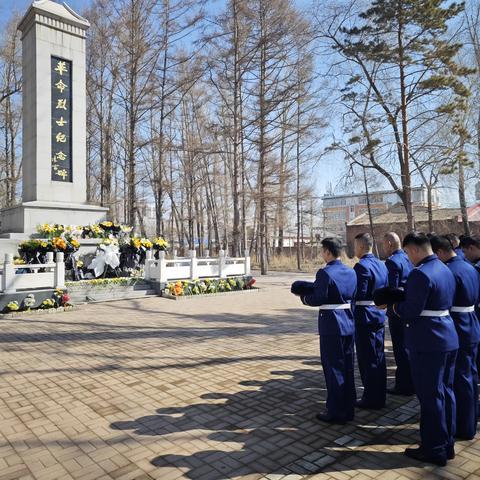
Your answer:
[144,250,152,280]
[159,251,168,283]
[190,250,197,280]
[2,253,16,293]
[55,252,65,288]
[173,249,177,259]
[46,251,54,264]
[219,249,226,278]
[205,250,210,258]
[244,249,251,276]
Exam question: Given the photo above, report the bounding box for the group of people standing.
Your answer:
[294,231,480,467]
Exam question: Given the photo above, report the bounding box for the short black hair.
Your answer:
[402,231,431,248]
[321,237,343,257]
[459,235,480,249]
[430,235,454,254]
[445,233,459,245]
[354,232,373,249]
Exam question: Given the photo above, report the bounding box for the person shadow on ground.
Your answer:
[111,365,422,479]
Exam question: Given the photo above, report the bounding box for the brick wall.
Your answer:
[346,220,480,258]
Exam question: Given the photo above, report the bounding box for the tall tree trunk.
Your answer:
[362,165,378,256]
[296,101,301,270]
[427,185,434,233]
[398,12,414,231]
[459,161,471,235]
[258,1,268,275]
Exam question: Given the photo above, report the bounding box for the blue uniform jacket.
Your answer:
[353,253,388,327]
[397,255,459,352]
[455,247,466,261]
[302,259,357,336]
[445,255,480,346]
[385,249,413,318]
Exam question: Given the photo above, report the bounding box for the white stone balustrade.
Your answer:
[0,252,65,293]
[144,250,251,284]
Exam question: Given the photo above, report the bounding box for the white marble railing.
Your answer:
[0,252,65,293]
[144,250,251,283]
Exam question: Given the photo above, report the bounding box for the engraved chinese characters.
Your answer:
[51,57,72,182]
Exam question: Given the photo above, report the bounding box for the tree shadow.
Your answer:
[111,367,423,479]
[0,307,313,345]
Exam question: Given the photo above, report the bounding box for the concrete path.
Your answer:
[0,271,479,480]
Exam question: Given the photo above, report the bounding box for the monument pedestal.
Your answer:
[0,201,108,237]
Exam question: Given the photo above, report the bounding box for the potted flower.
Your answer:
[152,237,169,258]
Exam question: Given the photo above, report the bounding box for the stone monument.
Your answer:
[0,0,107,237]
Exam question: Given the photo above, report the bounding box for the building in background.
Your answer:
[322,185,440,239]
[346,203,480,258]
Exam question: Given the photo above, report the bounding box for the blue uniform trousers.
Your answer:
[320,334,356,421]
[355,324,386,407]
[409,350,457,460]
[389,316,414,393]
[454,343,478,440]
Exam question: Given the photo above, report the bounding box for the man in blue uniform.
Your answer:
[382,232,414,396]
[460,235,480,268]
[446,233,465,261]
[394,232,459,466]
[431,235,480,440]
[459,235,480,409]
[353,233,389,409]
[298,237,357,424]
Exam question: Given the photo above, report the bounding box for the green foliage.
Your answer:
[165,276,255,297]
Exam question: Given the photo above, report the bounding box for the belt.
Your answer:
[319,304,351,310]
[451,305,475,313]
[420,309,449,317]
[355,301,376,306]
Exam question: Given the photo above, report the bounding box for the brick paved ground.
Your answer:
[1,271,480,480]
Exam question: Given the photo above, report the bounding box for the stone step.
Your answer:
[68,283,157,304]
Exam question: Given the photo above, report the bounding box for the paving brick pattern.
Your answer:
[1,271,479,480]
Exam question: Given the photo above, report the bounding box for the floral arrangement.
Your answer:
[65,277,140,288]
[36,222,132,240]
[22,294,36,310]
[18,239,51,261]
[29,222,169,280]
[66,277,140,287]
[19,237,80,263]
[53,288,70,307]
[5,301,20,312]
[40,298,56,309]
[152,237,169,251]
[166,276,256,297]
[2,289,72,314]
[120,237,153,253]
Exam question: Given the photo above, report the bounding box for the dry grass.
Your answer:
[251,253,357,273]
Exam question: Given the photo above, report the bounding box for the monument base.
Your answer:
[0,201,108,236]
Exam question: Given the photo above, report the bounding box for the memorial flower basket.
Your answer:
[88,239,121,278]
[119,237,152,268]
[37,223,65,239]
[18,239,52,264]
[81,223,104,239]
[152,237,169,258]
[99,221,122,236]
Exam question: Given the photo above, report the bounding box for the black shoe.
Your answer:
[404,447,447,467]
[315,412,348,425]
[447,445,455,460]
[387,388,414,396]
[355,400,384,410]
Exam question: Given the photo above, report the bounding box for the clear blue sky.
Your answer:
[0,0,464,207]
